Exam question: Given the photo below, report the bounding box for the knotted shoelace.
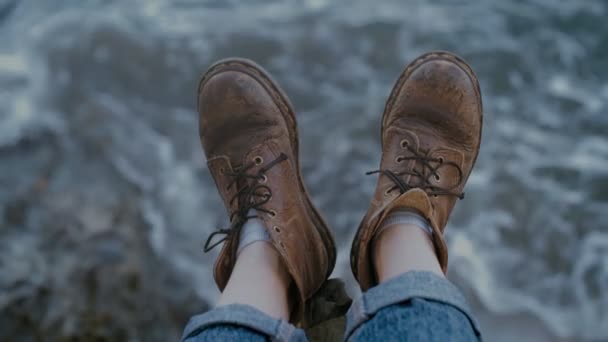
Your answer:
[367,143,465,199]
[203,153,288,252]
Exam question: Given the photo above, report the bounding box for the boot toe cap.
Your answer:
[198,65,285,158]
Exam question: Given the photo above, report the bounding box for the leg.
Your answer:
[184,241,297,341]
[373,223,443,280]
[349,51,484,341]
[217,241,292,320]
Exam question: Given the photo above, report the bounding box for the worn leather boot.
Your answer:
[351,51,483,291]
[197,58,336,324]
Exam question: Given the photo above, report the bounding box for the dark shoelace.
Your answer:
[367,144,465,199]
[203,153,288,252]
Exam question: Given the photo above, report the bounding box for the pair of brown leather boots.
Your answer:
[197,51,482,325]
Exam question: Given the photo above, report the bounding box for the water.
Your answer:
[1,0,607,341]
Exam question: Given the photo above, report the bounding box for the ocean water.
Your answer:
[1,0,607,341]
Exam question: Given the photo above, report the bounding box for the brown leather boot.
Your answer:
[351,51,483,291]
[197,58,336,324]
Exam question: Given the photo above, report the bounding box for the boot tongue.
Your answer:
[385,188,435,225]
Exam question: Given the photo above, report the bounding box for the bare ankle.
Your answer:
[372,224,444,283]
[240,241,293,286]
[217,241,293,319]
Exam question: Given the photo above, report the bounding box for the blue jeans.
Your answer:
[182,271,481,341]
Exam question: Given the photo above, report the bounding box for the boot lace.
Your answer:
[203,153,288,252]
[367,143,465,199]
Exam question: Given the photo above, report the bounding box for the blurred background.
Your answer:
[1,0,607,341]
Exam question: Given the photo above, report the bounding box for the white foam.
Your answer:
[0,53,26,74]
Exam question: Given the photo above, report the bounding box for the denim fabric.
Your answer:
[182,271,480,341]
[184,325,267,342]
[181,304,307,342]
[348,298,479,341]
[346,271,481,341]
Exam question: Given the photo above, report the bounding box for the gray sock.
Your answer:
[377,209,433,238]
[237,210,271,255]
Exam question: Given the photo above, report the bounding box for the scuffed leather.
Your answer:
[197,59,336,326]
[352,52,483,291]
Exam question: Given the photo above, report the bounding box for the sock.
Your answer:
[376,209,433,239]
[237,210,271,255]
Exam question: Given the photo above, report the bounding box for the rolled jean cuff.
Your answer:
[345,271,482,339]
[181,304,307,342]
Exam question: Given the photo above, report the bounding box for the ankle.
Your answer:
[218,241,293,319]
[372,222,444,283]
[237,241,293,287]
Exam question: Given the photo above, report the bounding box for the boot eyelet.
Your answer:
[279,241,285,249]
[400,140,409,148]
[273,226,281,233]
[384,188,392,196]
[438,157,444,164]
[434,174,441,181]
[259,174,268,183]
[268,210,277,217]
[395,156,404,163]
[253,156,264,165]
[219,167,225,174]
